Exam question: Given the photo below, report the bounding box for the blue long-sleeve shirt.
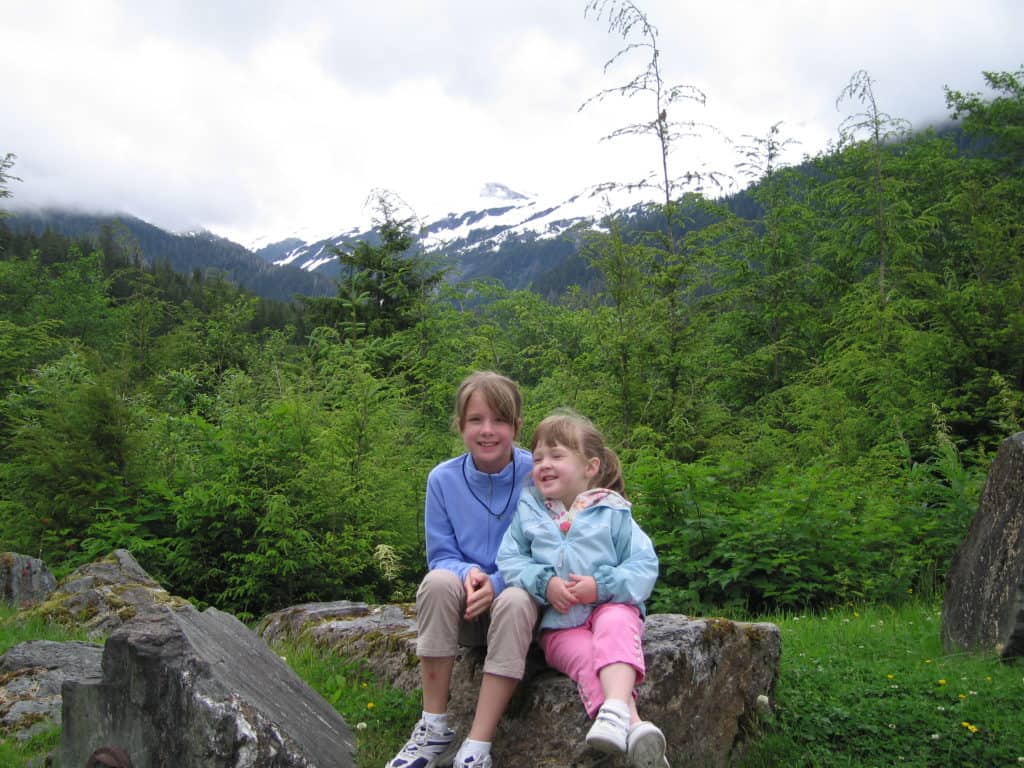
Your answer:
[425,447,533,595]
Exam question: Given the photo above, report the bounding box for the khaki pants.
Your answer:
[415,569,538,679]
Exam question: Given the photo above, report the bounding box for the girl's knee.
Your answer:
[417,569,463,600]
[416,570,465,621]
[495,585,533,607]
[492,586,538,623]
[592,603,643,634]
[541,628,594,673]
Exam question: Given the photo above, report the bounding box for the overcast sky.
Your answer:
[3,1,1021,247]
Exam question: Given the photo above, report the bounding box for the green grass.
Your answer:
[0,605,92,655]
[3,602,1022,767]
[0,605,91,767]
[739,602,1024,767]
[0,725,61,768]
[270,640,421,767]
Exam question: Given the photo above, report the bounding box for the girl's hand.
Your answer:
[464,567,494,620]
[546,576,579,613]
[566,574,597,604]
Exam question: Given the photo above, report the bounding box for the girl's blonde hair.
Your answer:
[453,371,523,437]
[530,409,624,495]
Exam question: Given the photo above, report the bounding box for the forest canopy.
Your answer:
[1,67,1022,622]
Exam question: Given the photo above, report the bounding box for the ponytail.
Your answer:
[596,446,624,495]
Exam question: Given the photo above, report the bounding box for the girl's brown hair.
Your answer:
[530,409,624,495]
[453,371,523,437]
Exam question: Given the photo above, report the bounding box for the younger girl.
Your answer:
[497,410,669,768]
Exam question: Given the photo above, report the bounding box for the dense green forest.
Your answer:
[5,209,335,302]
[0,66,1021,623]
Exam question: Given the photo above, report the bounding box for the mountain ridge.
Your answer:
[3,208,337,301]
[2,183,683,300]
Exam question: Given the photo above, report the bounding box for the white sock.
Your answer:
[455,739,492,760]
[599,698,631,722]
[422,711,449,734]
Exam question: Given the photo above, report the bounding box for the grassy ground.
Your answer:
[0,606,90,767]
[2,602,1021,767]
[273,641,421,767]
[738,602,1023,767]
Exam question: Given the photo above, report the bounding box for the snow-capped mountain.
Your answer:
[3,183,664,302]
[252,182,655,289]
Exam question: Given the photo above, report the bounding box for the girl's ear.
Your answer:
[585,455,601,480]
[514,418,523,439]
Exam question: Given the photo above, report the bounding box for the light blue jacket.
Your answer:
[497,486,659,631]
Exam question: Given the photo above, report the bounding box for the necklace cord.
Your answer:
[461,454,516,519]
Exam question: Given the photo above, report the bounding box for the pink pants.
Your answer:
[538,602,646,717]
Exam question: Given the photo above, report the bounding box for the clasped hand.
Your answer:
[546,573,597,613]
[463,567,494,620]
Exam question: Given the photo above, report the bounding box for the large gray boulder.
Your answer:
[0,639,103,740]
[259,602,781,767]
[942,431,1024,659]
[1,552,57,608]
[61,601,355,768]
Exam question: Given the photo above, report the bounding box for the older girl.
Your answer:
[388,371,537,768]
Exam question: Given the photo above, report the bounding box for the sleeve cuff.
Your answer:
[534,569,555,605]
[594,566,613,603]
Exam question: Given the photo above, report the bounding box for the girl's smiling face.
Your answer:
[461,390,516,473]
[532,440,599,508]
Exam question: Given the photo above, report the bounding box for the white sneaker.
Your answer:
[628,721,669,768]
[386,719,459,768]
[585,703,629,753]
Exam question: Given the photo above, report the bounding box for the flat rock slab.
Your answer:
[260,601,781,767]
[0,639,103,741]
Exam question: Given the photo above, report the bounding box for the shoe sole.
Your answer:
[586,733,627,754]
[628,727,668,768]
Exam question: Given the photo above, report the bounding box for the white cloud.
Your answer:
[2,0,1021,246]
